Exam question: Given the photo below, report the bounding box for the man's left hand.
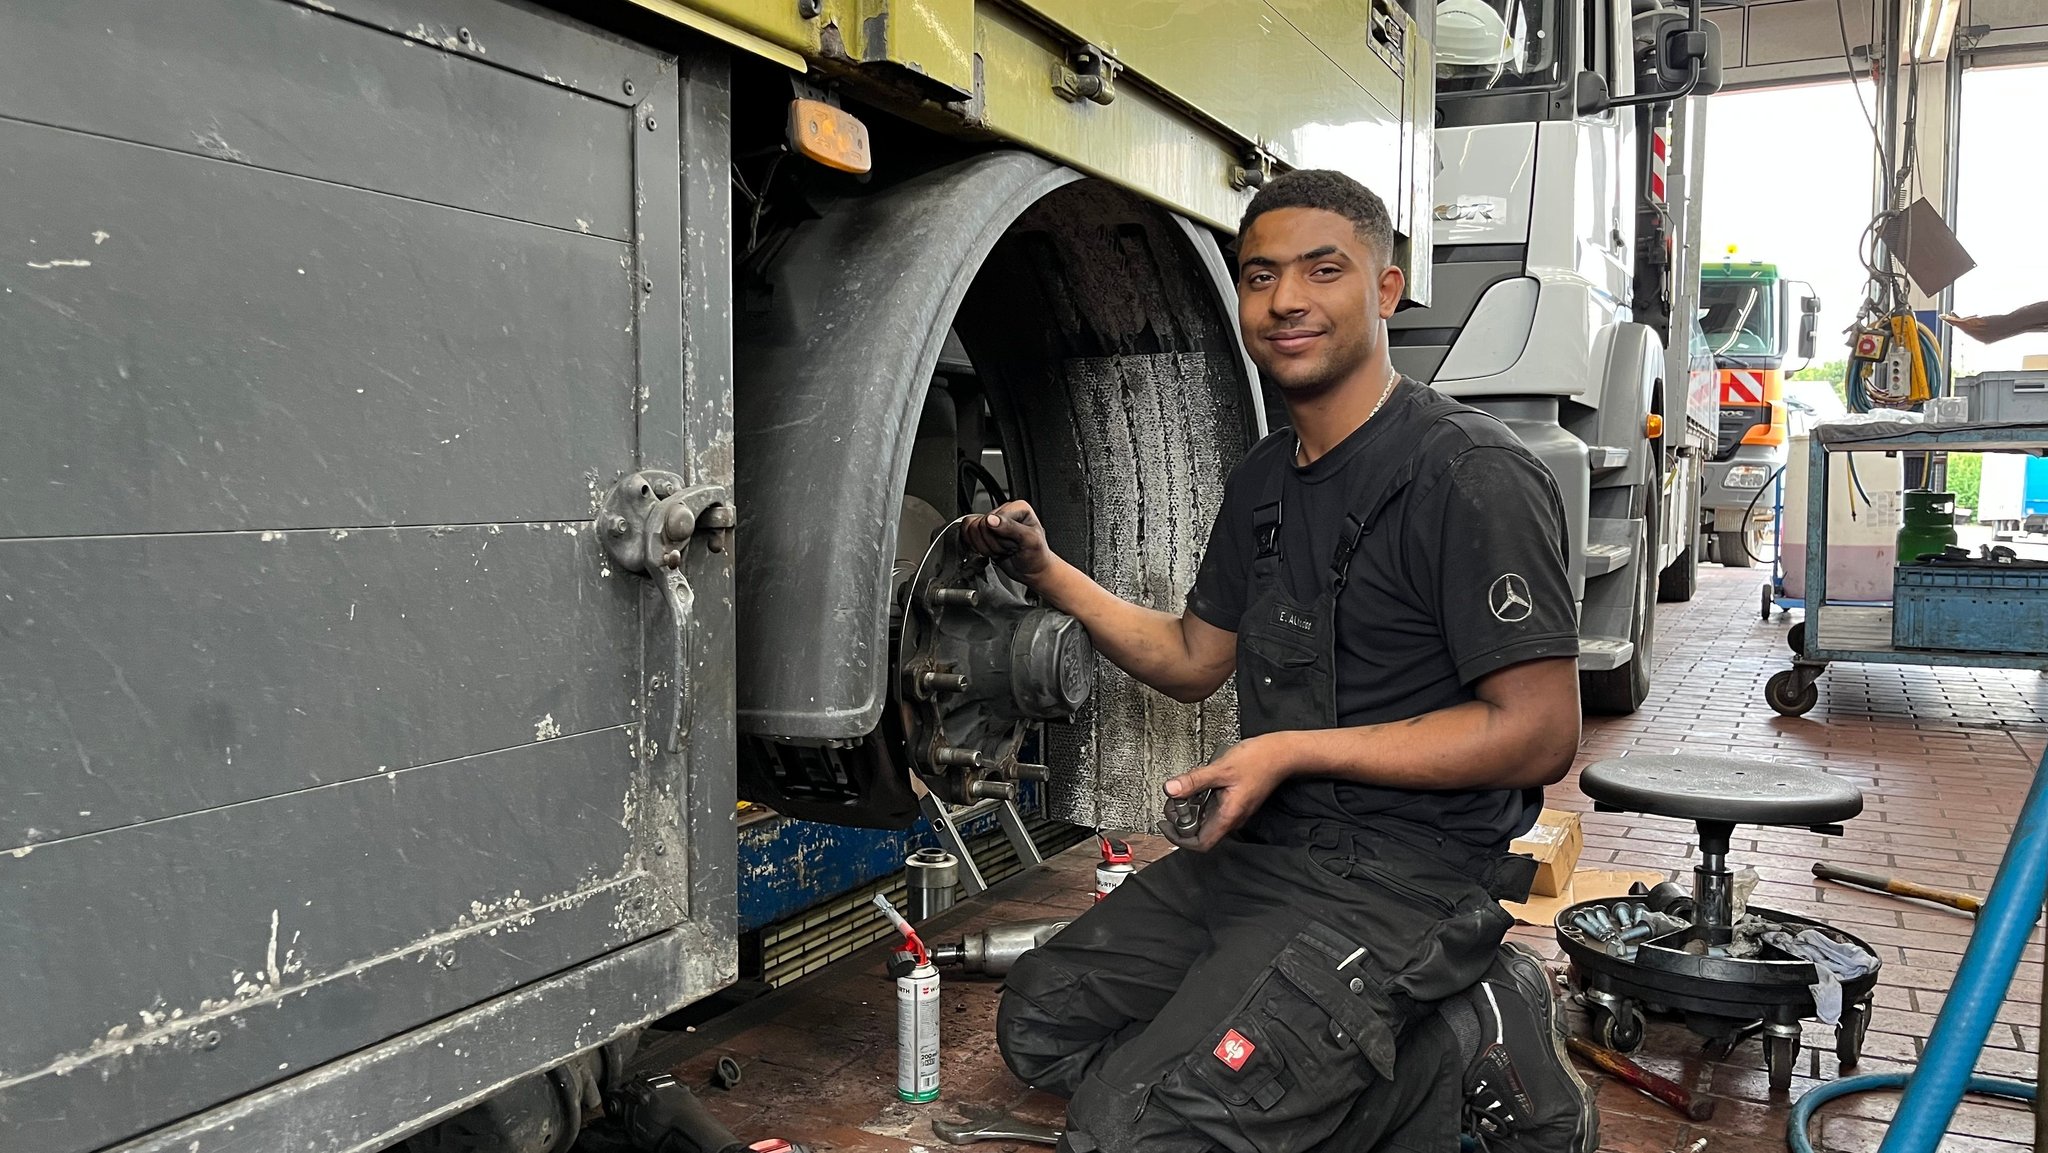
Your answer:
[1159,734,1294,852]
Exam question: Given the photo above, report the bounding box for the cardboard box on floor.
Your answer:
[1502,868,1668,927]
[1510,809,1583,897]
[1504,809,1667,927]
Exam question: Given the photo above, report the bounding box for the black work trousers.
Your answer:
[996,828,1514,1153]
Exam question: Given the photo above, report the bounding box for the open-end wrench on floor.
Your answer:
[932,1105,1062,1146]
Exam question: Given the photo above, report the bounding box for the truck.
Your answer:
[1696,257,1821,566]
[2,3,1435,1152]
[1979,452,2048,537]
[1389,0,1723,714]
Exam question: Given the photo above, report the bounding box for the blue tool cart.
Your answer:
[1764,419,2048,718]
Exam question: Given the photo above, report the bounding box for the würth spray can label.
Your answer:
[896,962,941,1102]
[1095,836,1135,902]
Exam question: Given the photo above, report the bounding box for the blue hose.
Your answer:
[1786,744,2048,1153]
[1788,1074,2035,1153]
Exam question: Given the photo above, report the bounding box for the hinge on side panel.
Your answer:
[1051,43,1119,106]
[1230,147,1276,193]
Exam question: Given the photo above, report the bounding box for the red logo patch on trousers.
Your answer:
[1213,1029,1255,1071]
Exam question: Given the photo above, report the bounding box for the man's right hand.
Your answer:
[963,501,1056,584]
[1943,313,2013,344]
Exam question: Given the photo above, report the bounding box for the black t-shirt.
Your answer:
[1187,379,1578,859]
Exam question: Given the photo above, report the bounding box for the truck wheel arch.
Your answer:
[734,150,1259,826]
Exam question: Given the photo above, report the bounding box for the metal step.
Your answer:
[1583,517,1636,578]
[1577,636,1635,671]
[1588,445,1632,472]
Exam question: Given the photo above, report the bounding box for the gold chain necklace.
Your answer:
[1296,371,1400,467]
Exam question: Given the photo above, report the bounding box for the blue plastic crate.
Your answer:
[1892,565,2048,654]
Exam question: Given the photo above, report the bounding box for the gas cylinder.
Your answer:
[1897,489,1958,563]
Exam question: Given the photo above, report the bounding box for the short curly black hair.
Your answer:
[1237,169,1394,265]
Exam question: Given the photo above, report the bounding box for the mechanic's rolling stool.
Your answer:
[1555,754,1882,1090]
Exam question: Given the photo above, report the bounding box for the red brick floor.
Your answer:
[644,566,2045,1151]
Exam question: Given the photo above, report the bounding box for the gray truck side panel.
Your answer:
[106,930,708,1153]
[1,3,736,1149]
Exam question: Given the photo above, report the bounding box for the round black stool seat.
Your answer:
[1580,754,1864,827]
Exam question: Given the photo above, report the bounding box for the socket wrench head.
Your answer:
[1163,787,1214,836]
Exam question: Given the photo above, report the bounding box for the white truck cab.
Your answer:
[1392,0,1722,713]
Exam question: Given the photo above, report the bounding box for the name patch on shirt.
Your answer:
[1274,604,1317,634]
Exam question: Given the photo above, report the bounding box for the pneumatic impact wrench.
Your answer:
[603,1074,812,1153]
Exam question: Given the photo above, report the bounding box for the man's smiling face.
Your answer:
[1235,206,1396,399]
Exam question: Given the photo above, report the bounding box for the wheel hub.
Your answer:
[897,522,1095,804]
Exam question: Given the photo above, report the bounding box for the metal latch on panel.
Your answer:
[1051,43,1119,106]
[600,471,734,752]
[1369,0,1406,75]
[1230,147,1276,193]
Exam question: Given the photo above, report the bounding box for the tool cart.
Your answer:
[1764,419,2048,717]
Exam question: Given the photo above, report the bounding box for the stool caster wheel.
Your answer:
[1761,583,1773,621]
[1588,1001,1644,1054]
[1836,1002,1871,1068]
[1765,669,1818,717]
[1764,1032,1800,1091]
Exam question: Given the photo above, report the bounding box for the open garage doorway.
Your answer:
[1951,61,2048,376]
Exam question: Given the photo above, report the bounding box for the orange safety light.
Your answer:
[788,98,872,174]
[1646,413,1664,440]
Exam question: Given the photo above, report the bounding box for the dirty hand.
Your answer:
[1158,736,1293,852]
[962,500,1056,583]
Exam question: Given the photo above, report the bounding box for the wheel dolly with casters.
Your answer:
[1555,755,1880,1091]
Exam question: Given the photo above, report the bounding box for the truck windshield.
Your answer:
[1700,280,1781,359]
[1436,0,1561,93]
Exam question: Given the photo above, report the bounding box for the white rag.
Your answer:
[1762,927,1881,1024]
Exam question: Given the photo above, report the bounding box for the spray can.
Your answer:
[895,956,942,1102]
[1096,835,1134,902]
[873,893,940,1103]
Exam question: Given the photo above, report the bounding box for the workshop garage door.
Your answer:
[0,3,734,1150]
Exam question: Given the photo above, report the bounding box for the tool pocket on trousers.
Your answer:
[1190,926,1399,1116]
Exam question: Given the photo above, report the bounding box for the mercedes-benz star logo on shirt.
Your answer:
[1489,573,1534,622]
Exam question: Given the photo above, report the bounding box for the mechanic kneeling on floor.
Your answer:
[965,169,1597,1153]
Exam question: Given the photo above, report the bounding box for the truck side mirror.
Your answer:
[1633,11,1722,97]
[1798,311,1819,360]
[1574,71,1612,116]
[1667,20,1723,94]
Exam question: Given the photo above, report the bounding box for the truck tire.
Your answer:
[1717,528,1762,568]
[1656,538,1697,603]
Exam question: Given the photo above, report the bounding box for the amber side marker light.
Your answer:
[789,98,872,174]
[1646,413,1665,439]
